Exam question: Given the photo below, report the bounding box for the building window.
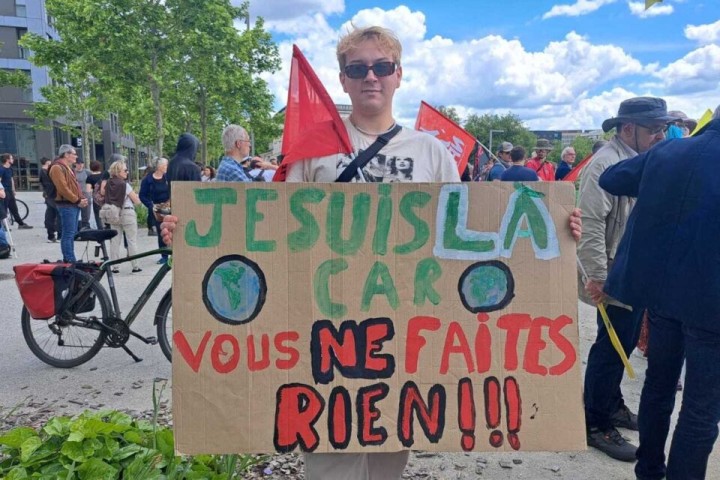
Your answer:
[15,3,26,17]
[16,28,29,59]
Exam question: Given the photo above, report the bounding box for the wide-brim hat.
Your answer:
[602,97,680,133]
[534,138,553,151]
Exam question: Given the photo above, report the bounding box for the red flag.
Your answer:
[415,101,476,175]
[562,153,593,183]
[273,45,353,182]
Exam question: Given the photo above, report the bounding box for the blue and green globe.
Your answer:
[458,261,515,313]
[202,255,267,325]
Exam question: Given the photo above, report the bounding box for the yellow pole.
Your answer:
[577,259,636,378]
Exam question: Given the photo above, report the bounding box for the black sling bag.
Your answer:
[335,124,402,183]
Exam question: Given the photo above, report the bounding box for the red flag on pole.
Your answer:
[273,45,353,182]
[415,101,476,175]
[562,153,593,183]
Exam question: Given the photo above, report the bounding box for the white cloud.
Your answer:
[246,0,344,21]
[259,4,720,131]
[654,44,720,94]
[628,1,674,18]
[542,0,617,19]
[685,19,720,45]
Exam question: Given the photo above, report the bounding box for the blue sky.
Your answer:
[248,0,720,130]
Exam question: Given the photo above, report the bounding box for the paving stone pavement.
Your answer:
[1,191,718,479]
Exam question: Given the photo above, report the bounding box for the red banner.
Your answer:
[274,45,353,181]
[562,153,593,183]
[415,101,476,175]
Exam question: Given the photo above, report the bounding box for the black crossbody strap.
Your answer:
[336,124,402,183]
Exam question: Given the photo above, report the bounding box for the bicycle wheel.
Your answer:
[16,199,28,221]
[155,289,172,361]
[21,270,111,368]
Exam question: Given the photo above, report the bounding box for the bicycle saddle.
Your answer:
[74,229,119,243]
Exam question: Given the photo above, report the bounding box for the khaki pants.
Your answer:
[109,208,139,269]
[304,451,409,480]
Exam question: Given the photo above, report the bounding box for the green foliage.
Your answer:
[436,105,462,124]
[21,0,280,160]
[0,410,267,479]
[463,112,537,154]
[571,135,596,161]
[0,69,30,89]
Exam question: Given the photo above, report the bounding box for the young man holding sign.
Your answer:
[163,25,582,480]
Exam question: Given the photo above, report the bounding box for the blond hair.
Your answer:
[109,160,127,177]
[336,26,402,70]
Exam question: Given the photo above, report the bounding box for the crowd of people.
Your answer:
[1,22,718,480]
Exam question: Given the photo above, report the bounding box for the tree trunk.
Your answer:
[199,87,207,165]
[150,53,164,156]
[81,110,91,164]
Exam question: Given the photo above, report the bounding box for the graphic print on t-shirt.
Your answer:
[336,150,415,183]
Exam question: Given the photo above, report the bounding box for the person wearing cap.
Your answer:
[555,146,576,181]
[485,143,510,181]
[526,138,556,181]
[73,156,93,230]
[578,96,679,462]
[599,104,720,480]
[497,141,513,168]
[49,145,88,262]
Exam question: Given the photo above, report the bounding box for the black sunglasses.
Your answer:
[343,61,396,79]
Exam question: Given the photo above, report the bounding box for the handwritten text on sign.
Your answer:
[171,182,584,454]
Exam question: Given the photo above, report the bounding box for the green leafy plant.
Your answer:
[0,380,267,479]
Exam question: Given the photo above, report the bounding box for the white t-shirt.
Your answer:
[123,183,134,209]
[286,117,460,183]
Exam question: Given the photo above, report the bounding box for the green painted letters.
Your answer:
[246,189,278,252]
[372,184,393,255]
[361,261,399,311]
[314,258,348,319]
[443,191,495,253]
[327,192,370,255]
[394,191,431,254]
[414,258,442,306]
[185,188,237,248]
[287,188,325,252]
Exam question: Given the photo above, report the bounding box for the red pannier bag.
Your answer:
[14,262,97,320]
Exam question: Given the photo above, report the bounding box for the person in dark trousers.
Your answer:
[0,153,32,228]
[39,157,60,241]
[86,160,104,229]
[499,146,539,181]
[578,96,679,462]
[139,157,170,263]
[139,163,157,236]
[600,105,720,480]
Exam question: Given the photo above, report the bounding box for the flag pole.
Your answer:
[577,258,636,379]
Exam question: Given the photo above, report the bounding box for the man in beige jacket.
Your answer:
[578,97,678,462]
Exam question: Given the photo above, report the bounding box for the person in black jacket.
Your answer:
[39,157,60,242]
[167,133,201,184]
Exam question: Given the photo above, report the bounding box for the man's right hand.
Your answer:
[79,198,88,207]
[585,279,608,305]
[161,215,178,246]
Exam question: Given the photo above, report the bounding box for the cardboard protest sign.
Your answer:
[172,181,585,454]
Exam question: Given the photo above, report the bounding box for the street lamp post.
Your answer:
[489,129,505,155]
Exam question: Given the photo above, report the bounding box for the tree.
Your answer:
[571,135,595,161]
[463,113,536,154]
[21,27,110,162]
[169,0,280,163]
[437,105,461,124]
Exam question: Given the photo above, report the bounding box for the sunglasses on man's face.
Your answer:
[343,61,396,79]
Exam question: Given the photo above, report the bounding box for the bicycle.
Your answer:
[6,197,29,226]
[20,228,174,368]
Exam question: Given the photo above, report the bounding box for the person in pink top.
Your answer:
[526,138,556,181]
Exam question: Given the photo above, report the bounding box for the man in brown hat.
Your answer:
[526,138,555,181]
[578,96,679,462]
